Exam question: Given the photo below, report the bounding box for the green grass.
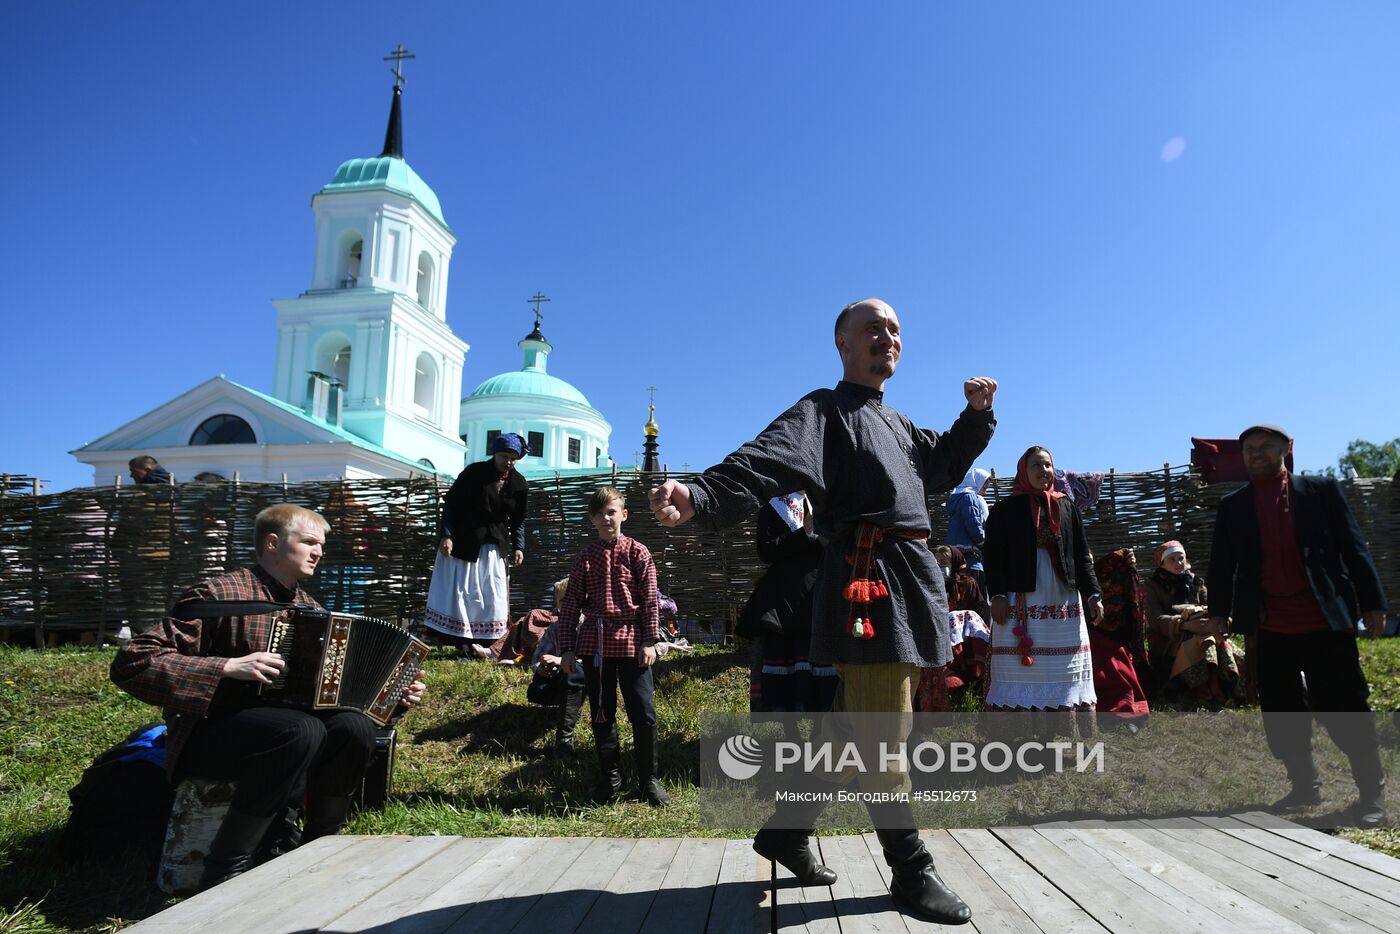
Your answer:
[3,640,1400,931]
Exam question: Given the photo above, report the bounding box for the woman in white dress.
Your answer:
[983,446,1103,729]
[424,433,528,652]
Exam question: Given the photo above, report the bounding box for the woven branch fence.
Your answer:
[3,467,1398,647]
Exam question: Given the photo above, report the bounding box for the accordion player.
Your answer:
[260,606,430,726]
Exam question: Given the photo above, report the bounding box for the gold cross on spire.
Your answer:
[648,385,657,407]
[528,292,551,327]
[384,45,416,88]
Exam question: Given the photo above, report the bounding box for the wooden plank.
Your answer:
[318,836,509,933]
[640,838,729,934]
[125,835,363,932]
[264,835,460,932]
[706,838,769,934]
[791,843,840,934]
[575,837,682,934]
[1232,811,1400,883]
[1192,816,1400,909]
[1130,819,1392,934]
[858,831,972,934]
[921,828,1044,934]
[816,833,907,934]
[338,836,542,934]
[508,837,637,934]
[767,848,819,934]
[1050,821,1310,934]
[1147,819,1400,933]
[442,836,594,933]
[949,829,1106,934]
[992,825,1207,933]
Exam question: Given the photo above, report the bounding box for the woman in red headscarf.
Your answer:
[983,446,1103,719]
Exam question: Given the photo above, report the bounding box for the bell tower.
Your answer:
[270,48,468,473]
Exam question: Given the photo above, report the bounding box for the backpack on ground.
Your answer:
[62,722,174,858]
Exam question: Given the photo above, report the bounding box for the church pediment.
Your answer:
[72,376,353,453]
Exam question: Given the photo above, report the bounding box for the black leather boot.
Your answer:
[302,794,354,843]
[257,805,304,860]
[874,827,972,925]
[870,801,971,925]
[1350,779,1387,829]
[200,807,276,891]
[1348,745,1387,828]
[590,720,624,804]
[555,685,584,758]
[634,722,672,807]
[1271,758,1322,814]
[752,789,836,886]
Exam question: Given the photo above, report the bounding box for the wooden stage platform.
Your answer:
[128,811,1400,933]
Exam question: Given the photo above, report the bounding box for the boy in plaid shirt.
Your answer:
[559,487,670,806]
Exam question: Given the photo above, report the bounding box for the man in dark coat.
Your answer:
[129,454,172,485]
[650,298,996,925]
[1208,424,1389,827]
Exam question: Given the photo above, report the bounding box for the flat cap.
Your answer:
[1238,423,1291,443]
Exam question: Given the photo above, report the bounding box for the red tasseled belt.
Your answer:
[843,522,928,639]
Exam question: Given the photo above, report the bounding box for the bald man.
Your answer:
[650,298,996,925]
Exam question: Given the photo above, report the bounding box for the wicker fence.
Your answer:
[2,467,1398,646]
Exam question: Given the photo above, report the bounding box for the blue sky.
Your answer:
[4,2,1398,491]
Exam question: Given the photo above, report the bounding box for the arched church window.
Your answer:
[331,345,351,388]
[415,252,434,308]
[190,414,256,445]
[341,238,363,288]
[414,352,438,413]
[418,458,435,471]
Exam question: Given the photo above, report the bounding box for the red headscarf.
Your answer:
[1011,446,1066,538]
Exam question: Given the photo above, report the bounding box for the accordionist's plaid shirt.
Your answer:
[556,535,660,658]
[109,565,318,775]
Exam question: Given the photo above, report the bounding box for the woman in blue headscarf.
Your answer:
[946,466,991,600]
[424,433,529,651]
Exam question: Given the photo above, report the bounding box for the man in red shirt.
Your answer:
[1208,425,1388,826]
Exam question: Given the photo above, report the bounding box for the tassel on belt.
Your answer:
[842,522,927,639]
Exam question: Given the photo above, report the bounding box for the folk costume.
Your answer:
[1209,458,1388,824]
[983,449,1100,712]
[685,379,993,925]
[741,493,838,713]
[1142,541,1243,706]
[555,533,668,806]
[111,566,378,889]
[1088,548,1151,719]
[424,434,528,642]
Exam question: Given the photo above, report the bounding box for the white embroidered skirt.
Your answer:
[985,548,1096,710]
[424,544,509,640]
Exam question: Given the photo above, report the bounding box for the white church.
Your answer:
[73,76,622,485]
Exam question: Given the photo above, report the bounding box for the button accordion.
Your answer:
[260,607,429,726]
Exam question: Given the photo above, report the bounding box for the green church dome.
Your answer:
[469,369,592,407]
[321,156,449,231]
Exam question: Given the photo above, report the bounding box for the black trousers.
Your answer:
[583,656,656,730]
[1256,630,1382,790]
[178,706,377,818]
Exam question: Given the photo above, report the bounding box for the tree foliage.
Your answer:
[1333,438,1400,479]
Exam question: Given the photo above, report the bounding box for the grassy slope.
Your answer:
[2,640,1399,932]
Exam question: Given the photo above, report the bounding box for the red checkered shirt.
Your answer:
[556,535,659,658]
[109,565,318,776]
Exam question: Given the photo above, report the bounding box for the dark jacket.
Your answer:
[440,460,528,562]
[1207,474,1387,635]
[983,495,1100,601]
[136,465,172,485]
[737,500,822,640]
